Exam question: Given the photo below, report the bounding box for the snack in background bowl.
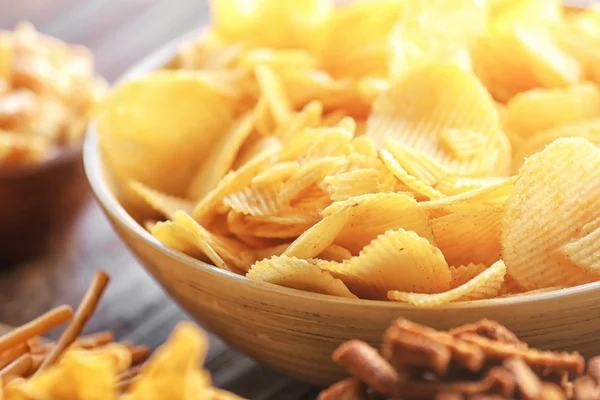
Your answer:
[94,0,600,304]
[0,22,106,263]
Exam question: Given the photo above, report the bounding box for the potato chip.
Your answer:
[435,176,509,196]
[129,180,193,220]
[450,263,488,287]
[187,112,255,200]
[502,83,600,139]
[233,135,281,170]
[384,140,449,186]
[223,183,280,216]
[277,101,323,142]
[240,243,291,267]
[253,97,276,136]
[254,65,293,127]
[559,218,600,275]
[150,221,209,262]
[174,211,249,272]
[96,70,235,197]
[367,64,510,177]
[440,129,490,160]
[227,210,314,239]
[431,205,503,267]
[247,255,357,298]
[388,260,506,306]
[323,169,383,201]
[501,138,600,289]
[251,161,299,187]
[318,243,353,263]
[322,192,435,255]
[350,134,378,158]
[320,228,451,300]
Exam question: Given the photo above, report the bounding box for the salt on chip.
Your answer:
[187,111,255,200]
[367,64,511,177]
[320,228,451,300]
[129,180,193,220]
[322,192,435,255]
[559,218,600,275]
[246,255,357,299]
[501,138,600,290]
[431,205,504,267]
[388,260,506,306]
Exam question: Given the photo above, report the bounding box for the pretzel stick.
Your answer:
[116,375,139,392]
[30,331,115,355]
[0,343,27,369]
[0,306,73,354]
[0,354,32,381]
[36,270,110,372]
[128,345,150,365]
[117,365,142,382]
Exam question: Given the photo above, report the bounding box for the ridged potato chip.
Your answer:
[450,263,488,287]
[435,176,509,196]
[322,193,435,255]
[151,221,207,261]
[367,64,510,177]
[388,260,506,306]
[323,169,383,201]
[501,138,600,289]
[559,218,600,275]
[320,228,451,300]
[247,255,357,299]
[129,180,193,220]
[223,183,280,216]
[318,243,353,263]
[380,149,445,200]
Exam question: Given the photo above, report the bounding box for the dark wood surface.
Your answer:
[0,1,320,398]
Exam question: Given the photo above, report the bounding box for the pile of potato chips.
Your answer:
[96,0,600,306]
[0,22,105,166]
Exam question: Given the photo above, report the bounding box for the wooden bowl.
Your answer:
[0,145,89,264]
[84,29,600,387]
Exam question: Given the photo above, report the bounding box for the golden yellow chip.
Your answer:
[129,180,193,220]
[227,210,314,239]
[246,255,357,299]
[240,243,291,267]
[318,243,353,263]
[323,169,383,201]
[502,138,600,289]
[187,112,255,200]
[559,218,600,275]
[388,260,506,306]
[253,97,276,136]
[503,83,600,139]
[254,65,293,127]
[435,176,509,196]
[223,183,280,216]
[431,205,503,267]
[350,134,378,158]
[450,263,488,288]
[277,100,323,142]
[384,140,449,186]
[151,221,209,261]
[367,64,511,177]
[439,129,490,160]
[320,228,451,300]
[96,70,234,197]
[322,192,435,254]
[251,161,299,187]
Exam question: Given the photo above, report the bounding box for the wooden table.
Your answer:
[0,1,320,398]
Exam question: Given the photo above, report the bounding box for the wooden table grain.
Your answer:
[0,1,321,398]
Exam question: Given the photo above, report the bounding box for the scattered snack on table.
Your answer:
[0,22,105,166]
[318,318,600,400]
[95,0,600,303]
[0,270,242,400]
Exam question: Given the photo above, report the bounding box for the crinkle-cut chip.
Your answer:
[277,156,347,206]
[367,64,510,177]
[421,176,516,218]
[251,161,299,187]
[459,333,585,378]
[431,205,503,267]
[323,169,382,201]
[322,192,435,255]
[380,149,446,200]
[511,120,600,173]
[129,180,193,220]
[498,273,525,296]
[388,260,506,306]
[351,135,378,158]
[240,243,291,267]
[223,183,280,216]
[384,140,449,186]
[174,211,249,273]
[247,255,357,299]
[357,77,389,104]
[240,48,318,70]
[254,65,293,127]
[192,149,277,225]
[503,84,600,140]
[321,229,451,300]
[290,184,331,210]
[227,210,314,239]
[502,138,600,290]
[321,0,405,78]
[244,211,319,225]
[234,135,281,170]
[279,126,353,162]
[187,112,255,200]
[318,244,353,263]
[435,176,509,196]
[283,204,353,260]
[388,0,485,78]
[277,101,323,142]
[151,221,208,261]
[450,263,489,287]
[253,97,276,136]
[0,132,50,166]
[127,322,209,399]
[560,219,600,275]
[96,69,234,197]
[440,129,490,160]
[488,0,562,31]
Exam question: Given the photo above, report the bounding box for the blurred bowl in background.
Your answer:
[0,145,88,264]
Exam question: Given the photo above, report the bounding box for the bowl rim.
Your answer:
[83,26,600,311]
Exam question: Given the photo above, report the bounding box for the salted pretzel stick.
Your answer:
[0,343,27,369]
[0,306,73,354]
[123,343,150,365]
[37,270,110,372]
[0,354,32,381]
[30,331,115,355]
